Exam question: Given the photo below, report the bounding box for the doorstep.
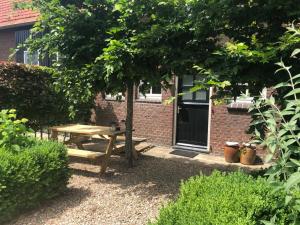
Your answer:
[143,146,271,172]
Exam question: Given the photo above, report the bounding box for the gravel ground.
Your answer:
[6,153,214,225]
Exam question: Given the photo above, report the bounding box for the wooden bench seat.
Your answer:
[67,148,104,159]
[92,135,147,143]
[117,137,147,143]
[113,141,152,153]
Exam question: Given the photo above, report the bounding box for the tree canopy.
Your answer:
[20,0,300,163]
[23,0,300,100]
[188,0,300,97]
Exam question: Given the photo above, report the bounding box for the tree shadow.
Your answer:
[5,187,91,225]
[68,154,231,200]
[91,97,123,126]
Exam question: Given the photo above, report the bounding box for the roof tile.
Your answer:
[0,0,39,28]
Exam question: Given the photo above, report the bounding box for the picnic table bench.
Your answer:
[50,124,142,174]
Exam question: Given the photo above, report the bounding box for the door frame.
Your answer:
[172,76,212,153]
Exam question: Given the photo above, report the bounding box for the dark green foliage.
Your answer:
[0,140,69,223]
[150,171,291,225]
[0,62,71,130]
[190,0,300,98]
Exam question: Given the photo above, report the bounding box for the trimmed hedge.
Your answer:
[150,171,291,225]
[0,140,69,223]
[0,62,70,130]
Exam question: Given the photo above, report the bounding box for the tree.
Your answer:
[22,0,189,165]
[188,0,300,98]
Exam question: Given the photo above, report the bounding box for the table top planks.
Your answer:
[50,124,125,136]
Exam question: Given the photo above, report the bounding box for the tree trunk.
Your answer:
[125,81,134,167]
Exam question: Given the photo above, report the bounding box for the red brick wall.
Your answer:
[209,104,252,155]
[92,81,261,155]
[92,87,174,146]
[0,29,15,61]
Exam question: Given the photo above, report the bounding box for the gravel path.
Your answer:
[6,154,214,225]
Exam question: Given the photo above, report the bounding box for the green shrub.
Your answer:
[150,171,291,225]
[0,109,34,153]
[0,140,69,223]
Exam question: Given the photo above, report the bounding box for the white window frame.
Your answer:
[105,93,125,101]
[138,82,162,101]
[23,50,39,65]
[234,86,267,103]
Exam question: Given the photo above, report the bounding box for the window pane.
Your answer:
[182,92,193,101]
[152,85,161,94]
[195,90,207,101]
[24,51,39,65]
[182,75,193,86]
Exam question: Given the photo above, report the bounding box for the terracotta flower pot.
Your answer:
[240,145,256,165]
[224,142,240,163]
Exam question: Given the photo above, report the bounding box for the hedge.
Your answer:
[0,140,69,223]
[150,171,291,225]
[0,62,70,130]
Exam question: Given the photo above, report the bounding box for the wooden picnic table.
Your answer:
[49,124,138,174]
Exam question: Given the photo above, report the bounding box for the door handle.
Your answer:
[177,106,182,114]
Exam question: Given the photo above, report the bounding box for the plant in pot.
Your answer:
[224,142,240,163]
[240,143,256,165]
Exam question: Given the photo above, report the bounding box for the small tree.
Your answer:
[22,0,188,165]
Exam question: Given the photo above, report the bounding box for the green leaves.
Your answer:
[0,110,33,153]
[151,171,292,225]
[285,172,300,191]
[284,88,300,98]
[291,49,300,58]
[251,30,300,224]
[0,140,69,223]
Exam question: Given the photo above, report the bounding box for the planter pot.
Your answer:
[240,146,256,165]
[224,142,240,163]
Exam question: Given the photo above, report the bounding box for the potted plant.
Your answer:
[240,143,256,165]
[224,142,240,163]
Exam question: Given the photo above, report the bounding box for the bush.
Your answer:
[0,109,34,152]
[0,140,69,223]
[150,171,291,225]
[0,62,70,130]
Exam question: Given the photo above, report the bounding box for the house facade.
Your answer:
[0,0,51,65]
[92,80,254,155]
[0,0,255,155]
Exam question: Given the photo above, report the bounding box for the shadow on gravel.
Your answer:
[69,150,265,201]
[70,154,218,199]
[5,187,91,225]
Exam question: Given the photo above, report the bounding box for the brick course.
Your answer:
[209,104,252,155]
[93,85,257,154]
[92,87,174,146]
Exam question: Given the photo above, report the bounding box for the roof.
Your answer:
[0,0,39,29]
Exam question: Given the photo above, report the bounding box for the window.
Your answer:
[228,86,267,109]
[24,51,39,65]
[138,83,162,101]
[105,93,125,101]
[180,75,209,103]
[235,86,267,103]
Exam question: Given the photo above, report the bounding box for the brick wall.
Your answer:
[0,29,15,61]
[92,85,257,152]
[92,87,174,146]
[209,104,256,155]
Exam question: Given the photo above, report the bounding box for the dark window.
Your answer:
[152,84,162,94]
[15,29,30,63]
[15,29,52,66]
